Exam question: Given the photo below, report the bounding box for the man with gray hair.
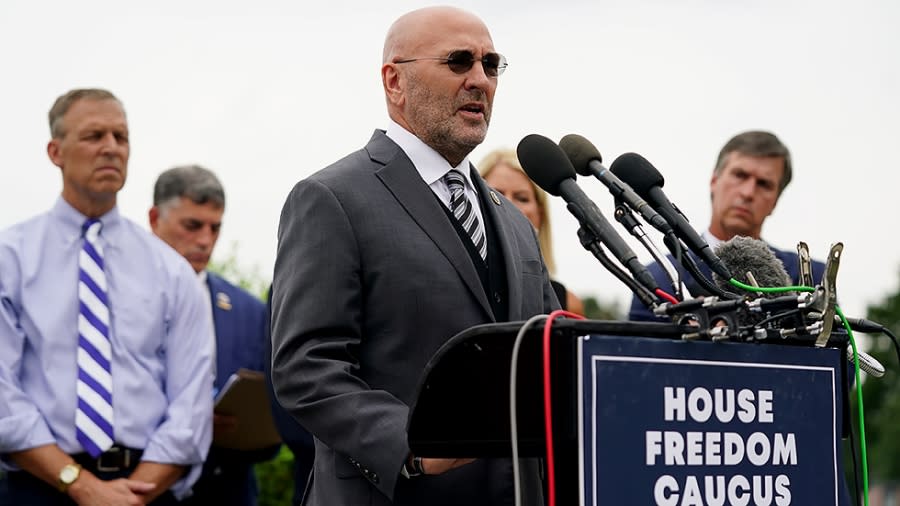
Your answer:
[628,130,825,321]
[149,165,277,506]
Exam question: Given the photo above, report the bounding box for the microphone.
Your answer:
[558,134,673,235]
[610,153,732,281]
[713,236,885,378]
[516,134,659,294]
[712,236,795,327]
[712,236,796,297]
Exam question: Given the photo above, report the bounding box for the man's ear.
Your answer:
[148,206,160,232]
[382,63,404,108]
[47,139,63,168]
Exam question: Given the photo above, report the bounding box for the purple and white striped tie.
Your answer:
[76,218,114,457]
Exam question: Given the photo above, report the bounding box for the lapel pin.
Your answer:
[216,292,232,311]
[490,191,501,206]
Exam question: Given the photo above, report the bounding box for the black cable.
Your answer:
[576,226,659,308]
[662,234,739,300]
[613,202,683,300]
[752,308,802,329]
[881,327,900,368]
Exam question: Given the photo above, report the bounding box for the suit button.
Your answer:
[371,472,379,484]
[493,292,502,303]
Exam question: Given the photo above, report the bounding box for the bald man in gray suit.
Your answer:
[270,6,558,506]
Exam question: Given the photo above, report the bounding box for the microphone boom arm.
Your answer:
[613,202,683,300]
[576,226,660,310]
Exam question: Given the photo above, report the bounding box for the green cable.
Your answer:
[837,306,869,506]
[728,278,869,504]
[729,278,814,294]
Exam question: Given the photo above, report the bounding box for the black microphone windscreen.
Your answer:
[559,134,602,177]
[609,152,665,198]
[516,134,577,196]
[713,236,794,295]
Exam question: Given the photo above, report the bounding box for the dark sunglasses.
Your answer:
[394,50,508,77]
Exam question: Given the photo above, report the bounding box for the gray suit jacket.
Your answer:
[271,131,558,505]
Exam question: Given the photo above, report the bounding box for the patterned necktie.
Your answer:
[444,169,487,260]
[76,218,114,457]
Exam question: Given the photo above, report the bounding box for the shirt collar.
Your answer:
[385,118,476,190]
[702,229,724,251]
[51,196,122,246]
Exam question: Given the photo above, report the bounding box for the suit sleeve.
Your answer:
[628,260,670,322]
[271,179,410,500]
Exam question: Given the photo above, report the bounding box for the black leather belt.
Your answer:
[73,445,143,473]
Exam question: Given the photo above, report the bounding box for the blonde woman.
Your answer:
[480,149,585,315]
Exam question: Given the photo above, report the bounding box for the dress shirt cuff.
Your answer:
[0,410,56,470]
[142,428,209,499]
[163,461,202,500]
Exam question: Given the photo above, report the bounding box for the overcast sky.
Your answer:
[2,0,898,324]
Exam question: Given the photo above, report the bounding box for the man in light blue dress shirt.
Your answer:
[0,88,214,504]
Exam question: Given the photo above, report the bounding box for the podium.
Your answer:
[407,319,850,505]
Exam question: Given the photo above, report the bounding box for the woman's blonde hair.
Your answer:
[478,148,556,274]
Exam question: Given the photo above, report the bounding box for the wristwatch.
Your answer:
[400,455,424,479]
[58,463,82,492]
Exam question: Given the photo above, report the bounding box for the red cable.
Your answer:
[655,288,679,305]
[543,309,585,506]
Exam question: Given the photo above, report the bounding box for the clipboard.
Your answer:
[213,368,283,450]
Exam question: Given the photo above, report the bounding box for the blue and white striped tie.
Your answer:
[444,169,487,261]
[76,218,114,458]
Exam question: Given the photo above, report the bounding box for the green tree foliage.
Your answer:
[846,271,900,486]
[581,295,623,321]
[256,446,297,506]
[207,241,270,299]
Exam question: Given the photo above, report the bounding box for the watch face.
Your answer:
[61,465,78,483]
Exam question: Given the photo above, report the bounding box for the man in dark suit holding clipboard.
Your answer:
[270,6,558,506]
[150,165,278,505]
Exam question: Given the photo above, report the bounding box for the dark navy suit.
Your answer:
[184,272,279,506]
[628,244,826,322]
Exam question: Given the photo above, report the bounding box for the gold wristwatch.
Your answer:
[58,463,82,492]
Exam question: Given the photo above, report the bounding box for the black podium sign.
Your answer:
[578,335,846,506]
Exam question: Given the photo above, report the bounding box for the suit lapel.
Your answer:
[206,272,226,345]
[367,132,493,320]
[473,170,524,320]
